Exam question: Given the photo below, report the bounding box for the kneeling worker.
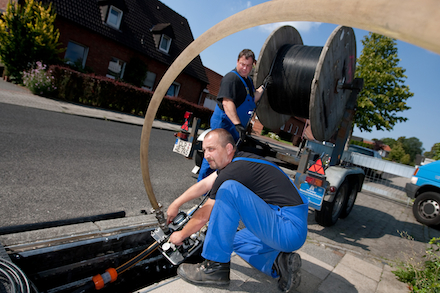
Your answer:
[167,128,308,292]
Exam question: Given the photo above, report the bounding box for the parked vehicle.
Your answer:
[345,145,384,178]
[406,160,440,226]
[347,145,382,159]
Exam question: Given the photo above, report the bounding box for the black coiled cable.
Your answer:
[0,258,38,293]
[267,44,322,118]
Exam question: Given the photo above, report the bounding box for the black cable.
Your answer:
[0,258,37,293]
[267,44,322,117]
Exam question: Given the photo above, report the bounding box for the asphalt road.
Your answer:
[0,103,198,227]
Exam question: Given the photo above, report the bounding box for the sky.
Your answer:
[160,0,440,153]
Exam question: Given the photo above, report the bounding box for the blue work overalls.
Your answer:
[202,158,309,278]
[197,71,256,181]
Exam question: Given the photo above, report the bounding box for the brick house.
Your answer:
[15,0,209,104]
[200,67,222,111]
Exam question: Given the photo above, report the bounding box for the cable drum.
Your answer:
[268,44,323,118]
[255,25,356,141]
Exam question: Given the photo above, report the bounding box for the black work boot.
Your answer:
[177,259,230,286]
[273,252,301,292]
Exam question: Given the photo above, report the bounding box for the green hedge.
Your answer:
[48,65,213,127]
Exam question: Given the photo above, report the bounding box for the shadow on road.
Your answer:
[306,195,440,260]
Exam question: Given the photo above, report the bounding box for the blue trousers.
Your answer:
[201,180,308,277]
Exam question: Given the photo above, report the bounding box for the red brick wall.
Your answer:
[55,18,205,105]
[0,0,16,12]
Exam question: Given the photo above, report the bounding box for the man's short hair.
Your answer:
[238,49,255,63]
[207,129,236,150]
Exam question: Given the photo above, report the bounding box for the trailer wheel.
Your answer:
[339,180,359,219]
[314,181,348,226]
[413,191,440,226]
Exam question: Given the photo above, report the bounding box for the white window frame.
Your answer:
[142,71,156,90]
[159,34,172,53]
[106,57,126,79]
[167,82,180,97]
[106,5,123,29]
[64,41,89,67]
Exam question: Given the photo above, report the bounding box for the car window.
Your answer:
[348,146,373,156]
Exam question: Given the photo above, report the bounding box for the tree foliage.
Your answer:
[123,56,148,87]
[424,143,440,160]
[388,143,407,163]
[380,136,424,165]
[0,0,63,83]
[354,33,413,133]
[397,136,424,163]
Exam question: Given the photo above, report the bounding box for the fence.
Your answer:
[343,152,415,204]
[306,141,415,204]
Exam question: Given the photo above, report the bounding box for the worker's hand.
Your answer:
[169,231,185,246]
[262,74,273,89]
[166,203,179,224]
[235,123,246,141]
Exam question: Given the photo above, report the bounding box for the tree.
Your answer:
[123,56,148,87]
[381,137,397,149]
[424,143,440,160]
[0,0,63,83]
[354,33,413,133]
[388,143,406,163]
[397,136,424,163]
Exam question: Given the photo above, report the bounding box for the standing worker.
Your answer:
[198,49,268,181]
[167,128,308,292]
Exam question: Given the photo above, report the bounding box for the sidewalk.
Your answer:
[137,242,407,293]
[0,81,409,293]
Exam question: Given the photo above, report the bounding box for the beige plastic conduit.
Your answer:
[140,0,440,211]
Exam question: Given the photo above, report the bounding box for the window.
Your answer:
[159,34,171,53]
[107,6,123,29]
[166,82,180,97]
[143,71,156,90]
[64,41,88,67]
[106,57,126,79]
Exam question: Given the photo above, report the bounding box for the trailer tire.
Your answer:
[314,180,348,226]
[413,191,440,226]
[339,180,359,219]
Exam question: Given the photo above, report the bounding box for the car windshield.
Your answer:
[348,146,374,156]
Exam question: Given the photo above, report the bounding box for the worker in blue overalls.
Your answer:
[198,49,266,181]
[167,128,308,292]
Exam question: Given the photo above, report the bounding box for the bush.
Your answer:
[22,61,56,96]
[261,127,271,136]
[48,65,213,126]
[393,236,440,292]
[0,0,62,83]
[349,140,374,149]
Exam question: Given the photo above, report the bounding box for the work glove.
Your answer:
[262,74,273,90]
[235,123,246,141]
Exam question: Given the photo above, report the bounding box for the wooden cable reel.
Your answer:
[254,25,356,142]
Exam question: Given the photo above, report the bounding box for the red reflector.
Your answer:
[413,168,419,176]
[308,159,325,175]
[305,176,323,187]
[314,178,323,187]
[329,186,336,193]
